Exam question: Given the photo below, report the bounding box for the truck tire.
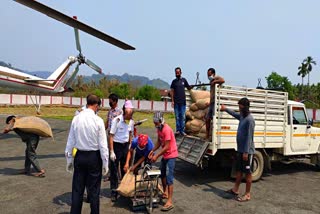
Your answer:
[252,151,264,182]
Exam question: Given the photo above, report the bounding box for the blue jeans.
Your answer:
[174,103,186,133]
[160,158,176,185]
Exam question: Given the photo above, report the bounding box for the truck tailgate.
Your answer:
[176,135,210,166]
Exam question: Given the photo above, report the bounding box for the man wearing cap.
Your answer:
[148,111,178,211]
[220,97,255,202]
[109,100,134,202]
[3,115,46,177]
[123,134,154,174]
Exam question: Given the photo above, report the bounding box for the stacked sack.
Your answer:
[185,90,210,138]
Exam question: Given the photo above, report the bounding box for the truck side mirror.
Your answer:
[308,119,313,126]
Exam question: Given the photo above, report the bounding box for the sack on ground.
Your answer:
[117,171,163,197]
[13,116,53,137]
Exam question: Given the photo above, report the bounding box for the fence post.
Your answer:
[165,99,167,111]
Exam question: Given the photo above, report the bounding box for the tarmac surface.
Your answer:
[0,116,320,214]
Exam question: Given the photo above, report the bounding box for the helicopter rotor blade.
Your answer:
[14,0,135,50]
[85,59,102,74]
[74,27,82,54]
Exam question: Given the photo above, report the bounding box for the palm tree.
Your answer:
[297,63,307,85]
[303,56,317,87]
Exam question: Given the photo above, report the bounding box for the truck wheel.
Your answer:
[252,151,264,182]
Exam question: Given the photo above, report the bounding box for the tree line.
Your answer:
[265,56,318,108]
[71,75,162,101]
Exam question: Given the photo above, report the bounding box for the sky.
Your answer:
[1,0,319,88]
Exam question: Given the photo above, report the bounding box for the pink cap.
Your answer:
[125,100,134,109]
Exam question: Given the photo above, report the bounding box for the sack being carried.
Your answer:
[13,116,53,138]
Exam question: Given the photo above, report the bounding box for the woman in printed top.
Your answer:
[148,111,178,212]
[123,133,154,174]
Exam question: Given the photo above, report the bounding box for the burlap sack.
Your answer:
[196,98,210,110]
[117,171,162,197]
[199,125,206,133]
[190,109,207,120]
[189,103,199,111]
[186,110,194,120]
[196,132,207,139]
[13,116,53,137]
[117,172,138,197]
[190,90,210,102]
[185,119,205,133]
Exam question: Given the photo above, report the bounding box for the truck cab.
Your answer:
[286,101,320,155]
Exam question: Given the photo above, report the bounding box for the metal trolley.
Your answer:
[131,164,162,213]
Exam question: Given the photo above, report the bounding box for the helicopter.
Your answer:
[0,0,135,113]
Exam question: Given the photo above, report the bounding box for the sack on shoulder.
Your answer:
[13,116,53,138]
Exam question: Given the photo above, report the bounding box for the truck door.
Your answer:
[290,106,311,152]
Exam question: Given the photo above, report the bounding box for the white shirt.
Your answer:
[74,105,87,116]
[66,108,109,165]
[110,115,134,143]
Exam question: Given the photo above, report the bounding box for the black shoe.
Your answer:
[111,191,118,202]
[111,194,117,202]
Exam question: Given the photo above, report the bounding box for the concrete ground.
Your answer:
[0,116,319,214]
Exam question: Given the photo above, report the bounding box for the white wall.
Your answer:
[1,93,318,119]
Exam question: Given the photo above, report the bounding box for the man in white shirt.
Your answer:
[109,100,134,202]
[65,94,109,214]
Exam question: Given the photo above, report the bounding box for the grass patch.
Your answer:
[0,105,176,128]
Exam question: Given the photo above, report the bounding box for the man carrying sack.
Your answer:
[3,115,52,177]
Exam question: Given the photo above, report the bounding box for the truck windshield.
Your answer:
[292,107,307,125]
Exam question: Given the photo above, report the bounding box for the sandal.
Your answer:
[31,169,46,178]
[225,189,239,196]
[236,194,250,202]
[161,204,174,211]
[161,193,168,199]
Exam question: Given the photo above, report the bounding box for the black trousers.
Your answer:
[110,142,129,193]
[71,150,102,214]
[14,129,41,172]
[24,134,41,172]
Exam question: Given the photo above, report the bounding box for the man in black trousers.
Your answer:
[65,94,109,214]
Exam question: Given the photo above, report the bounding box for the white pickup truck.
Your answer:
[177,85,320,181]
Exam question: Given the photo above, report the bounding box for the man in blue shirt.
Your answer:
[170,67,193,136]
[124,134,154,173]
[221,97,255,202]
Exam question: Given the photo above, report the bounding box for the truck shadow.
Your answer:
[264,161,318,177]
[175,160,318,187]
[0,154,65,162]
[174,159,231,187]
